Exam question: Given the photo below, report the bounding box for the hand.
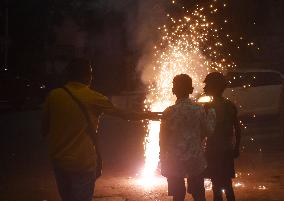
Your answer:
[233,148,240,158]
[125,111,162,121]
[143,112,163,120]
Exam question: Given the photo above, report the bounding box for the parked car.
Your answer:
[223,69,284,119]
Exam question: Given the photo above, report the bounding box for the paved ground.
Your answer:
[0,110,284,201]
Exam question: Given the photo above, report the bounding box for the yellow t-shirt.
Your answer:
[43,82,114,172]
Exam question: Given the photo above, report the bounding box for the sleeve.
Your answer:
[159,108,170,156]
[91,92,115,114]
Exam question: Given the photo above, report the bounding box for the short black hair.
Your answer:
[204,72,227,87]
[173,74,193,96]
[65,58,91,81]
[204,72,227,93]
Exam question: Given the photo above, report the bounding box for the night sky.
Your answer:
[1,0,284,94]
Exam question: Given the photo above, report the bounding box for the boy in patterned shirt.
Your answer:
[160,74,215,201]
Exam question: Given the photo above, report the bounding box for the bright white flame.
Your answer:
[198,95,213,103]
[143,101,170,178]
[257,185,267,190]
[204,179,212,190]
[136,175,166,188]
[234,182,245,188]
[143,121,161,178]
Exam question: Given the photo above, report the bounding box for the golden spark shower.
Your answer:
[141,0,243,180]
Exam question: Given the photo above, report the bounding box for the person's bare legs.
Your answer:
[173,194,185,201]
[224,179,235,201]
[187,175,206,201]
[167,177,186,201]
[211,179,223,201]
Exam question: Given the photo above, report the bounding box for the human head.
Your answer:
[172,74,194,98]
[65,58,92,85]
[203,72,227,97]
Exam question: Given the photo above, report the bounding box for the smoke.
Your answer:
[103,0,168,48]
[130,1,168,85]
[100,0,169,85]
[100,0,227,92]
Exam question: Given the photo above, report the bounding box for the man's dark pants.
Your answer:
[211,178,235,201]
[167,174,206,201]
[53,165,96,201]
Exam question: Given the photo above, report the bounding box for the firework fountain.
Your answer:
[141,0,239,182]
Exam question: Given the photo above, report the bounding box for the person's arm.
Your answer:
[233,110,241,158]
[105,108,162,121]
[92,93,162,120]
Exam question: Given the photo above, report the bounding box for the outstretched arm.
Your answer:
[91,94,162,120]
[103,107,162,121]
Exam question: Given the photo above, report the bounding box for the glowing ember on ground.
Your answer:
[257,185,267,190]
[204,179,212,191]
[234,182,245,188]
[141,0,249,182]
[136,175,167,188]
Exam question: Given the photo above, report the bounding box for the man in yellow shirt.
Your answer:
[42,58,156,201]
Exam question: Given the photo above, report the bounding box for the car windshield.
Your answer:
[226,72,283,88]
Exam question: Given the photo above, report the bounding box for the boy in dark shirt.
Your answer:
[203,72,241,201]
